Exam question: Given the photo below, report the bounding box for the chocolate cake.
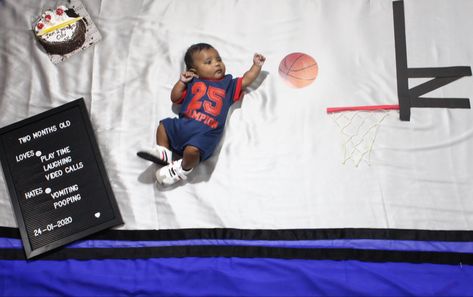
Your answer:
[33,6,87,56]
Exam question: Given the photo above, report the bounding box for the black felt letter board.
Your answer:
[0,98,122,258]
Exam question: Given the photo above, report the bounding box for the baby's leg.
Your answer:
[137,123,172,165]
[156,123,170,149]
[182,145,200,171]
[155,145,199,185]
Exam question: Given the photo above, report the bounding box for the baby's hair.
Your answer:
[184,43,214,70]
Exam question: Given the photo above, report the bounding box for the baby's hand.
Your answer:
[180,71,198,83]
[253,53,266,67]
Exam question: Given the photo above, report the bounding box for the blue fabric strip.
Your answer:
[2,237,473,253]
[1,257,472,296]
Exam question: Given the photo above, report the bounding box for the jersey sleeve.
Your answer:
[231,77,244,103]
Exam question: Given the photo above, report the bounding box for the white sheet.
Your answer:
[1,0,472,230]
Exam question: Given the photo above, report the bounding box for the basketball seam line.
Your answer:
[278,64,317,74]
[280,72,318,81]
[286,53,305,75]
[287,63,318,72]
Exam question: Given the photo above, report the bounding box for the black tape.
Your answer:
[411,98,471,109]
[393,0,411,121]
[408,67,472,78]
[410,76,464,98]
[392,1,471,121]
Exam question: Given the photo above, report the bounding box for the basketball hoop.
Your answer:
[326,104,399,167]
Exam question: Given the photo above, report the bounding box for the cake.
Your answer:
[33,6,87,56]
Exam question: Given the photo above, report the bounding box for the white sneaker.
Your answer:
[137,145,172,165]
[156,159,192,186]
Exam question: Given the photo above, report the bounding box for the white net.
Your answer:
[328,108,398,167]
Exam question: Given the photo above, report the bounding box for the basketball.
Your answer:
[278,53,318,88]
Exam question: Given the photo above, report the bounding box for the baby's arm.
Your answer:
[241,53,266,89]
[170,71,198,103]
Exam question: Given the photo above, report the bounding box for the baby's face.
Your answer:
[191,48,226,80]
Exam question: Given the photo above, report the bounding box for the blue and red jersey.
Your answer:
[161,74,243,161]
[176,74,243,131]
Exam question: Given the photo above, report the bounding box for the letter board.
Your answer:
[0,98,123,258]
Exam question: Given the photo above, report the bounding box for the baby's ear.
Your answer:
[188,68,199,78]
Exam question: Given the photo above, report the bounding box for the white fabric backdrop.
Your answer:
[0,0,472,230]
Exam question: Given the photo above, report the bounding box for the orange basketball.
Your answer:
[278,53,318,88]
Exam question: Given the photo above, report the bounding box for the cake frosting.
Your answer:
[34,6,86,56]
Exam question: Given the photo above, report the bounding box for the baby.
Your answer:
[138,43,265,186]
